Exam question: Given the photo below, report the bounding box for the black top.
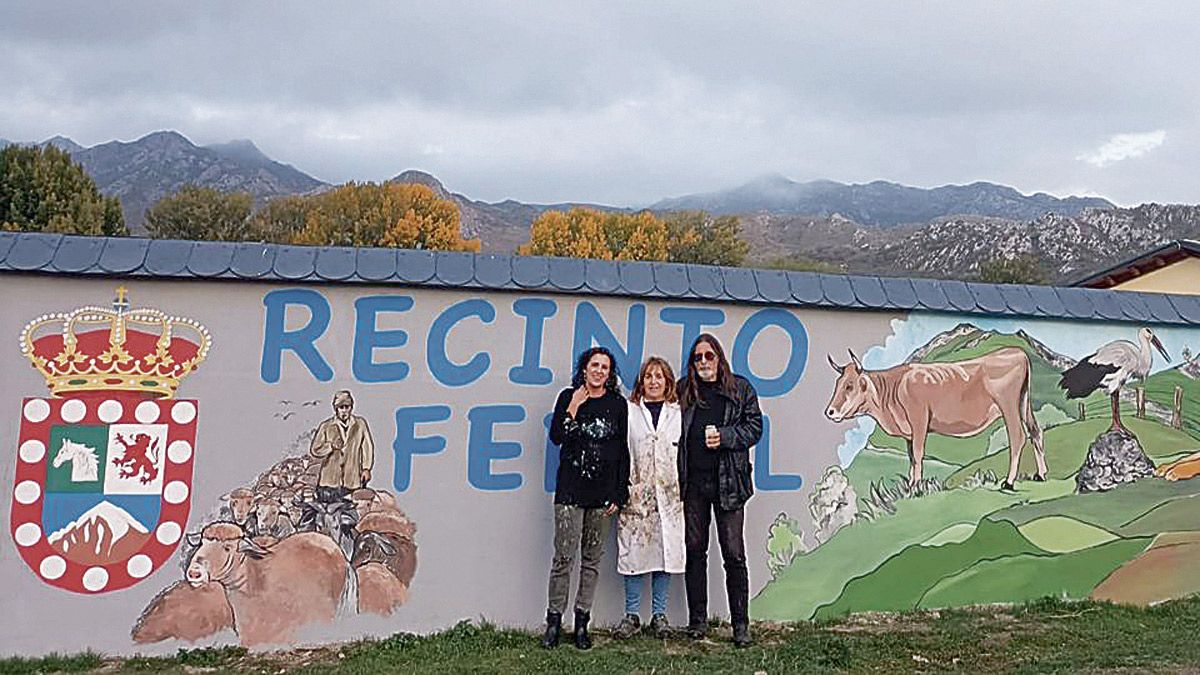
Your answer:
[549,388,630,508]
[645,400,665,428]
[686,381,727,483]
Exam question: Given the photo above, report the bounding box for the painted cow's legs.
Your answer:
[907,415,929,485]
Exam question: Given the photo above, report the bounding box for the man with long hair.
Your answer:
[677,333,762,647]
[542,346,630,650]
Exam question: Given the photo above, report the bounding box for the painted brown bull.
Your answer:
[825,347,1046,491]
[131,580,234,643]
[184,522,350,646]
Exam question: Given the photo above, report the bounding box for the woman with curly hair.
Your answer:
[541,346,630,650]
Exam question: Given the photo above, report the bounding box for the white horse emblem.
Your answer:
[52,438,100,482]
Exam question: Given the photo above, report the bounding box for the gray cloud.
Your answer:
[2,1,1198,206]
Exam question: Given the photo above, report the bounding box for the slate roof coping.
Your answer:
[4,231,1200,326]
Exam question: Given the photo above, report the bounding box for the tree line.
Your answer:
[0,144,1050,282]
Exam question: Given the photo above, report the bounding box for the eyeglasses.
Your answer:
[693,351,717,363]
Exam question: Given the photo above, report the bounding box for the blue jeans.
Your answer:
[624,571,670,616]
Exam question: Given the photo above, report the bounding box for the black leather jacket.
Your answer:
[677,374,763,511]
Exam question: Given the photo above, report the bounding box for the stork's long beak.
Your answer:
[1152,335,1170,362]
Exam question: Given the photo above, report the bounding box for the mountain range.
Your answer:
[48,500,150,565]
[6,130,1200,282]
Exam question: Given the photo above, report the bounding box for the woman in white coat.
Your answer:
[614,356,685,639]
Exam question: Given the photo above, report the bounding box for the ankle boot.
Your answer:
[541,611,562,648]
[573,609,593,650]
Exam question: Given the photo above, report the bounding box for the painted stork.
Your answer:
[1058,327,1170,432]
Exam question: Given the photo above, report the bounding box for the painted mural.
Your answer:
[131,389,418,646]
[9,288,207,594]
[754,316,1200,620]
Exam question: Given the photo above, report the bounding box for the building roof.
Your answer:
[3,231,1200,325]
[1070,239,1200,289]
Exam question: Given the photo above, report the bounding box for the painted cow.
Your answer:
[184,522,350,646]
[825,347,1046,490]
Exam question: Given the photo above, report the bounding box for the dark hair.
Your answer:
[680,333,736,409]
[631,356,677,405]
[571,346,622,395]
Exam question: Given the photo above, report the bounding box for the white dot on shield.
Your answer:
[135,401,160,424]
[156,521,182,545]
[127,554,153,579]
[82,566,109,592]
[23,399,50,423]
[14,481,40,505]
[171,401,196,424]
[19,440,46,464]
[60,399,86,423]
[97,399,123,423]
[40,556,66,580]
[14,522,41,547]
[164,481,189,504]
[167,440,193,463]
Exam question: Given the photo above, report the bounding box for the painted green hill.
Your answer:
[1117,495,1200,537]
[814,518,1043,619]
[991,477,1200,531]
[1142,367,1200,441]
[844,445,958,500]
[946,417,1196,487]
[917,536,1152,608]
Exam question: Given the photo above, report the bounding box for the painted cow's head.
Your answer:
[825,350,873,423]
[185,522,268,587]
[220,488,254,524]
[255,498,284,531]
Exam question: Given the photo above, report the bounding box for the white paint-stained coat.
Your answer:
[617,400,685,575]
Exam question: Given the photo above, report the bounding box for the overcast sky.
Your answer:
[2,2,1197,206]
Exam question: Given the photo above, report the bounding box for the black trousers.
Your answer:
[683,478,749,627]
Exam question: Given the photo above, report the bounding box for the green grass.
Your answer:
[1143,367,1200,440]
[843,445,957,500]
[9,599,1200,673]
[991,476,1200,530]
[814,518,1043,619]
[1016,515,1118,553]
[1117,494,1200,536]
[946,417,1197,487]
[917,536,1152,609]
[752,479,1071,621]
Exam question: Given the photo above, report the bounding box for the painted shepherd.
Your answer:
[9,288,210,594]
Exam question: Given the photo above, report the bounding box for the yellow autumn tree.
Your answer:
[518,208,669,261]
[288,182,479,252]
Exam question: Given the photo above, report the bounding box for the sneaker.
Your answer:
[649,613,670,639]
[613,613,641,639]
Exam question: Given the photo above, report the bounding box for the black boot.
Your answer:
[574,609,593,650]
[541,611,561,649]
[733,622,752,648]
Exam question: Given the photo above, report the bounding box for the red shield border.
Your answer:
[10,395,197,594]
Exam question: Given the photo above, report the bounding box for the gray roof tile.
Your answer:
[966,282,1007,314]
[433,251,474,286]
[8,233,60,270]
[315,247,357,281]
[1026,285,1067,316]
[910,278,951,311]
[512,255,549,288]
[687,264,724,299]
[0,231,16,263]
[4,232,1200,328]
[98,238,149,274]
[753,269,791,303]
[475,254,513,289]
[547,257,586,290]
[273,245,317,280]
[397,249,435,283]
[819,275,857,306]
[879,277,918,309]
[1136,292,1182,323]
[1168,294,1200,323]
[356,248,397,281]
[940,281,977,312]
[186,241,235,276]
[144,239,194,276]
[722,266,757,301]
[787,271,823,304]
[618,261,655,295]
[653,262,689,297]
[1055,287,1096,319]
[849,276,887,308]
[997,285,1037,315]
[584,258,620,293]
[51,235,105,273]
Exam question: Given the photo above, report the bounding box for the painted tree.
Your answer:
[145,186,253,241]
[0,144,126,235]
[808,465,858,544]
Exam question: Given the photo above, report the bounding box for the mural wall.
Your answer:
[2,274,1199,654]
